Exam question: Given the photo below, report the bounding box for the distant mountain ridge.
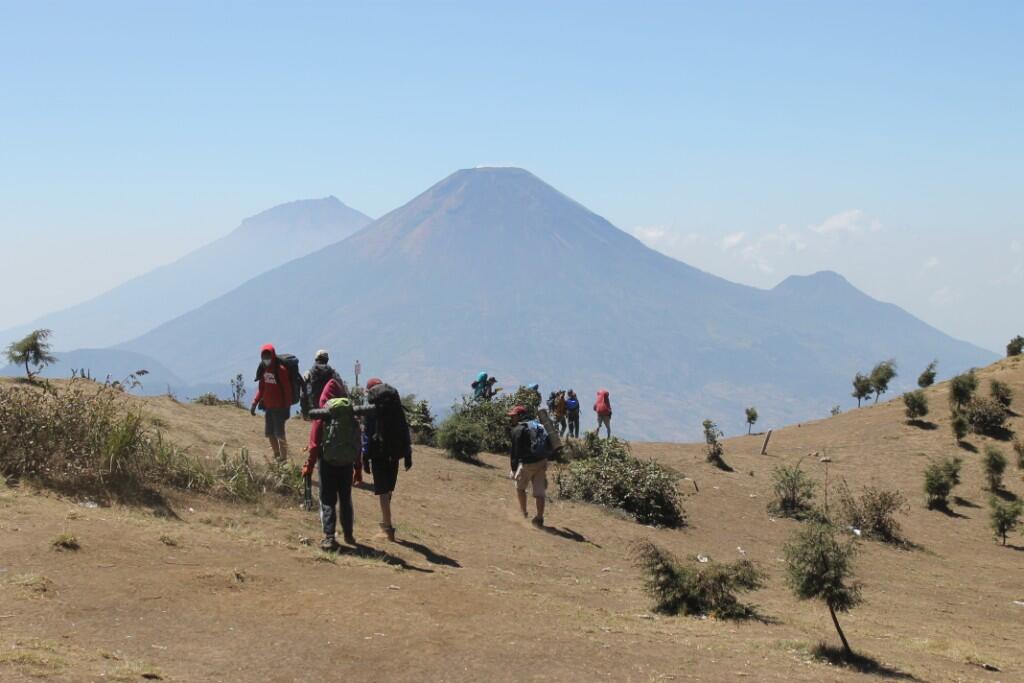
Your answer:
[0,196,372,351]
[119,168,995,439]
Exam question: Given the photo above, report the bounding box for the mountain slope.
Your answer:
[1,196,372,351]
[121,168,995,439]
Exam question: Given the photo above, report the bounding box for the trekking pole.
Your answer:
[303,474,313,511]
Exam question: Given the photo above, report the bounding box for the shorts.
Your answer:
[597,413,611,429]
[370,454,400,495]
[264,407,289,439]
[514,459,548,498]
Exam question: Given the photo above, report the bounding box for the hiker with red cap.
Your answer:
[250,344,294,463]
[303,378,359,550]
[593,389,612,438]
[362,377,412,542]
[508,404,553,527]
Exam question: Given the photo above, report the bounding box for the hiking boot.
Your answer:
[531,516,545,528]
[320,536,338,552]
[342,534,357,546]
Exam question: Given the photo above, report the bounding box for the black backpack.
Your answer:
[367,383,409,454]
[254,354,303,406]
[305,363,337,411]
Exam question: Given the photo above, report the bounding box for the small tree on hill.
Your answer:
[230,373,246,408]
[784,523,863,655]
[924,457,962,509]
[964,397,1007,436]
[951,413,969,444]
[745,407,758,435]
[869,360,897,403]
[5,329,56,380]
[989,379,1013,409]
[902,390,929,423]
[1007,335,1024,357]
[948,370,978,411]
[983,446,1007,491]
[917,360,938,388]
[989,498,1022,546]
[702,419,729,470]
[851,373,873,408]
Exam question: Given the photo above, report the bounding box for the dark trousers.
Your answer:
[567,412,580,438]
[319,461,354,538]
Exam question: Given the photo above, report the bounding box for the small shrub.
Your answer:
[632,539,764,618]
[1007,335,1024,357]
[768,462,816,519]
[948,370,978,410]
[563,432,630,461]
[1013,438,1024,469]
[902,390,929,423]
[436,412,486,461]
[964,397,1007,436]
[51,533,80,551]
[403,394,437,446]
[229,373,246,408]
[989,497,1022,545]
[830,405,842,417]
[557,449,684,527]
[983,446,1007,491]
[917,360,938,388]
[216,446,302,502]
[950,413,969,443]
[835,482,907,544]
[702,419,729,470]
[192,392,222,406]
[924,457,961,509]
[989,380,1013,409]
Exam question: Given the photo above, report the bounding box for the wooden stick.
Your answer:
[760,429,773,455]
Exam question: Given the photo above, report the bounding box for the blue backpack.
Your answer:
[525,420,549,459]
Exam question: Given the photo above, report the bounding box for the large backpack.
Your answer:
[254,354,303,406]
[306,363,336,410]
[322,397,358,466]
[525,420,550,459]
[367,383,409,455]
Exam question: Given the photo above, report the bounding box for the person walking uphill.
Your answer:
[302,349,344,419]
[362,378,412,542]
[303,379,359,550]
[250,344,294,463]
[593,389,612,439]
[508,405,552,527]
[565,389,581,438]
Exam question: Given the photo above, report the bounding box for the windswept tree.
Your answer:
[948,370,978,411]
[851,373,873,408]
[917,360,938,388]
[1007,335,1024,358]
[5,329,56,380]
[745,407,758,435]
[869,360,897,403]
[784,523,863,655]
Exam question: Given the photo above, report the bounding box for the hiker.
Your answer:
[593,389,612,439]
[302,349,345,419]
[303,379,359,550]
[508,405,552,527]
[553,390,568,437]
[362,378,412,542]
[565,389,581,438]
[250,344,293,463]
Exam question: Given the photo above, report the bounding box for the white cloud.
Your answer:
[720,232,746,250]
[810,209,882,235]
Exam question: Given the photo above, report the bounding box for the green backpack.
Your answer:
[322,398,358,466]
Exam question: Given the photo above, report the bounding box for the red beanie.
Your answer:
[366,377,382,390]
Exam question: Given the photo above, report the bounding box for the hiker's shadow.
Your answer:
[395,539,462,568]
[540,525,601,548]
[337,543,434,573]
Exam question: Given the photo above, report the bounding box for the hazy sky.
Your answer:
[2,2,1021,352]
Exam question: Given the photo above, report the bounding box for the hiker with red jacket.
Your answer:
[593,389,612,439]
[303,379,359,550]
[362,378,412,542]
[250,344,293,463]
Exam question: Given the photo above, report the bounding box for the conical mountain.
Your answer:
[123,168,994,438]
[1,196,372,351]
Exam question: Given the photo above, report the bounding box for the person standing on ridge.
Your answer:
[362,378,412,542]
[250,344,293,463]
[593,389,612,439]
[565,389,581,438]
[472,371,490,400]
[302,349,345,419]
[553,390,568,437]
[508,405,552,527]
[303,379,359,550]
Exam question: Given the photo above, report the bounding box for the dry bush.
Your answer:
[768,462,817,519]
[835,482,907,544]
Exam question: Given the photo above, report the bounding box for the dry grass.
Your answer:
[51,532,81,551]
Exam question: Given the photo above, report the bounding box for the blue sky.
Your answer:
[1,1,1021,351]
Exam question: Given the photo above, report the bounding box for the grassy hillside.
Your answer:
[1,356,1022,682]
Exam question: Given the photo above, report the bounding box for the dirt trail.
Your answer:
[2,358,1023,682]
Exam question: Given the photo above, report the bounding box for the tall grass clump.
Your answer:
[768,462,817,519]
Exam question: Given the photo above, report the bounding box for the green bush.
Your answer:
[632,539,764,618]
[983,446,1007,491]
[216,445,301,502]
[948,370,978,410]
[562,432,630,461]
[923,457,961,509]
[964,397,1008,436]
[768,463,817,519]
[435,411,486,461]
[989,497,1023,546]
[1007,335,1024,357]
[989,380,1013,409]
[902,390,929,422]
[439,386,543,456]
[402,394,436,446]
[917,360,938,388]
[192,392,224,406]
[557,448,684,527]
[951,413,969,443]
[835,482,907,544]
